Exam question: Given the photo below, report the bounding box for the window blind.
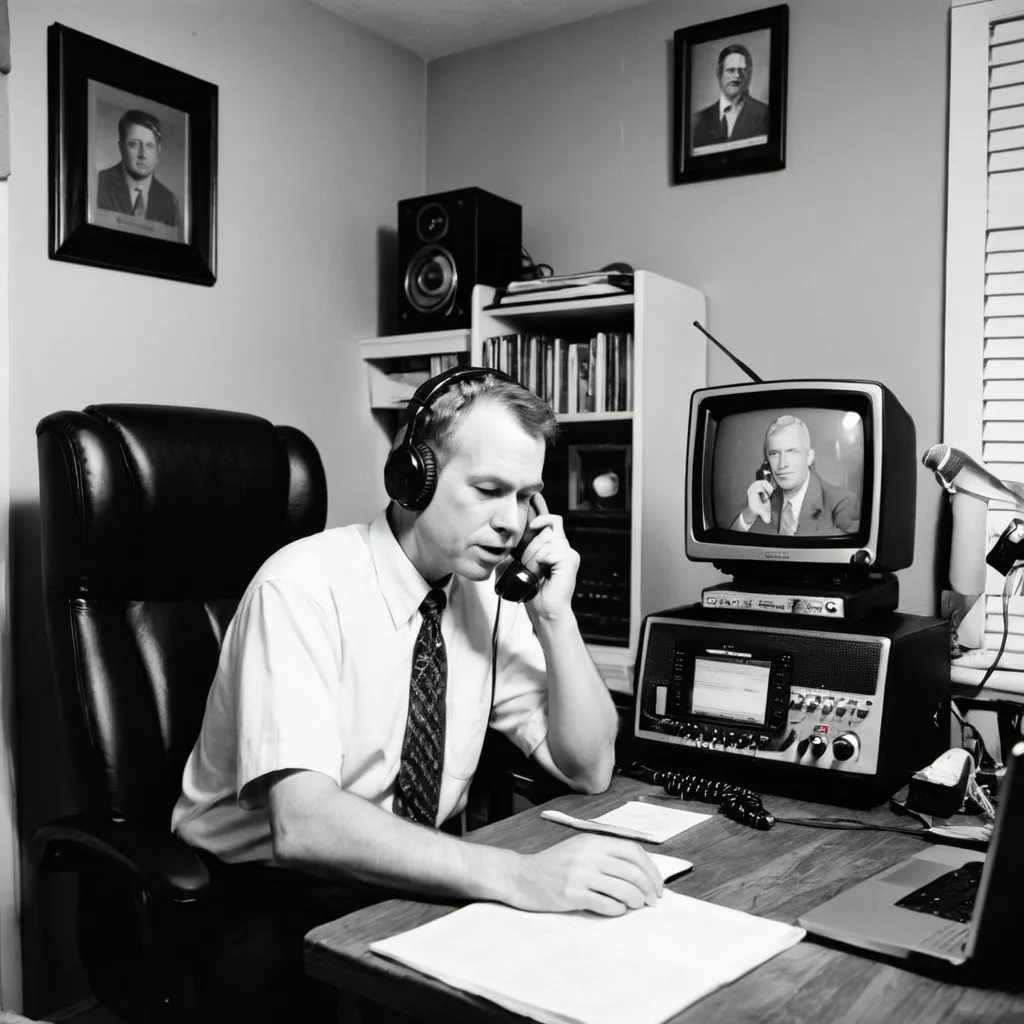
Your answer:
[980,16,1024,664]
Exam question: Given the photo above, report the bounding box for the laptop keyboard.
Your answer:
[895,860,984,924]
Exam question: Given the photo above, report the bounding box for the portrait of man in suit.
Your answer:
[87,82,189,245]
[730,415,861,537]
[691,42,770,153]
[96,108,182,236]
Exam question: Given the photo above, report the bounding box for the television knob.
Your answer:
[808,735,828,759]
[832,733,861,762]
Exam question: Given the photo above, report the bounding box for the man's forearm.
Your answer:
[272,777,520,900]
[532,613,617,792]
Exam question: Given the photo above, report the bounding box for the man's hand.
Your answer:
[508,835,663,916]
[519,492,579,622]
[743,479,775,525]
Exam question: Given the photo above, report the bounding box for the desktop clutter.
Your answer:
[385,189,1021,1016]
[358,322,1024,1024]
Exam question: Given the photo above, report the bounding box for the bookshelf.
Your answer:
[357,272,708,694]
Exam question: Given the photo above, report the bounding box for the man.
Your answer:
[731,415,861,536]
[691,43,769,149]
[172,371,661,1019]
[96,109,181,235]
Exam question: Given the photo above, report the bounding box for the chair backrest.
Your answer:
[36,404,328,829]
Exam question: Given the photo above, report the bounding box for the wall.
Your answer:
[8,0,424,1011]
[426,0,951,616]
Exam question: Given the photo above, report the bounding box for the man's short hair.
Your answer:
[118,109,163,145]
[419,372,559,462]
[717,44,753,75]
[764,415,811,453]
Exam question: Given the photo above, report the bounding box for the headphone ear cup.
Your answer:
[403,440,438,511]
[383,440,438,511]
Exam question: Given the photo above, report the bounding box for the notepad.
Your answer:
[541,800,711,843]
[370,883,804,1024]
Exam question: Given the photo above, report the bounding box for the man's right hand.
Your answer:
[744,479,775,525]
[509,835,663,916]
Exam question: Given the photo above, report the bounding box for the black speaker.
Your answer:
[396,187,522,333]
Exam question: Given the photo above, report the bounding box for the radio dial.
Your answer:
[808,735,828,758]
[832,733,861,762]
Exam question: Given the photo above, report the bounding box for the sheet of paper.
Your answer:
[541,801,710,844]
[370,890,805,1024]
[592,800,711,842]
[648,852,693,881]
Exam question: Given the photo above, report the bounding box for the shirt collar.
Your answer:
[369,510,455,630]
[719,94,746,117]
[784,473,811,515]
[123,168,152,199]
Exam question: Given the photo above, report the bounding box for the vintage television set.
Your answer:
[684,378,918,618]
[628,379,950,807]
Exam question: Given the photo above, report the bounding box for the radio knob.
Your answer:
[808,735,828,758]
[832,733,861,762]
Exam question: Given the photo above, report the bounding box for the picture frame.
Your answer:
[48,23,218,285]
[672,4,788,186]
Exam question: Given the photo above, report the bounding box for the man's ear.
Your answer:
[807,448,815,467]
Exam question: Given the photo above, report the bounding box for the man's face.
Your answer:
[119,124,160,181]
[766,424,814,495]
[718,53,751,102]
[410,400,545,583]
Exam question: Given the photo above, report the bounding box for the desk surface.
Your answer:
[305,776,1022,1023]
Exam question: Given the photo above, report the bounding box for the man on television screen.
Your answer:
[730,415,860,536]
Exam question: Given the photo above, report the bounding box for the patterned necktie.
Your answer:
[132,189,145,217]
[780,500,798,536]
[393,588,448,827]
[720,107,730,139]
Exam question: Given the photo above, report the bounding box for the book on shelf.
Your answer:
[489,281,632,307]
[429,352,462,377]
[482,331,634,415]
[505,270,634,294]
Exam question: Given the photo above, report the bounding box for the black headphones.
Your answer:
[384,365,517,511]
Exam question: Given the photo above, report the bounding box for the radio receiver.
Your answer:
[632,606,950,807]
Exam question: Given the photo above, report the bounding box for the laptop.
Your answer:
[797,740,1024,978]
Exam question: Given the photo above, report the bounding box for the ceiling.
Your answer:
[309,0,655,61]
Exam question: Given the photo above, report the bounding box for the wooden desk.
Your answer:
[305,775,1022,1022]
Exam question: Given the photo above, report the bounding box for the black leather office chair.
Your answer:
[33,404,328,1023]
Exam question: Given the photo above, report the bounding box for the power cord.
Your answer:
[619,763,940,839]
[517,245,553,281]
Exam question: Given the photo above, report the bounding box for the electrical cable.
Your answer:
[518,245,553,281]
[963,563,1024,697]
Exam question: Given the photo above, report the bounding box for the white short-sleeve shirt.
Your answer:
[171,511,551,864]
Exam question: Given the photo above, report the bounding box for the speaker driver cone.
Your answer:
[405,246,458,313]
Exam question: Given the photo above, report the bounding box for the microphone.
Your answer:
[922,444,1024,511]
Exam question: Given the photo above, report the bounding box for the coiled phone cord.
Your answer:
[617,762,776,831]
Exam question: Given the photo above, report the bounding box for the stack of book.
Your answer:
[482,331,634,414]
[489,269,633,307]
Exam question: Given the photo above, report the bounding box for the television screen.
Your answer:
[710,406,866,538]
[686,380,916,577]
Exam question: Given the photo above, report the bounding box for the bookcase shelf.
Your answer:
[359,328,470,411]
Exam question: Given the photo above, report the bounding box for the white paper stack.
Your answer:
[370,874,805,1024]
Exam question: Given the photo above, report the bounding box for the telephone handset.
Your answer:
[756,460,774,486]
[494,496,544,603]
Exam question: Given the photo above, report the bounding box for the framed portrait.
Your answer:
[48,23,218,285]
[672,4,788,186]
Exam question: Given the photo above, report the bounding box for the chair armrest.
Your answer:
[33,814,212,903]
